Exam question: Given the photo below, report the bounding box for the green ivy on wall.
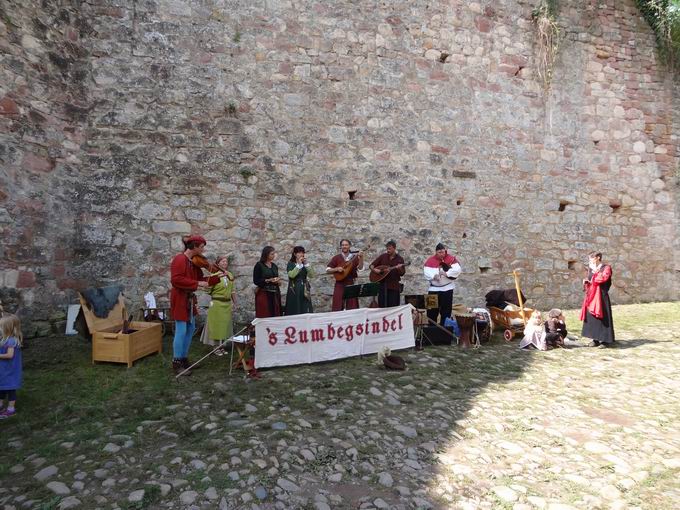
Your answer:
[636,0,680,69]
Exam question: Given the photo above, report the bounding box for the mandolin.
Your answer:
[333,245,370,282]
[369,261,411,283]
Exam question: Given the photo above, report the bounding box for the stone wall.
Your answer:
[0,0,678,336]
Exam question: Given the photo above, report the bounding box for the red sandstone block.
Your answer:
[22,152,54,173]
[376,150,391,161]
[655,154,673,163]
[251,218,265,229]
[475,16,492,33]
[16,271,36,288]
[65,28,79,42]
[0,96,19,115]
[52,264,65,279]
[501,55,528,67]
[429,70,448,81]
[57,278,87,290]
[498,64,519,76]
[431,146,450,154]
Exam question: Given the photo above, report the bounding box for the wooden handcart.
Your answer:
[488,270,534,341]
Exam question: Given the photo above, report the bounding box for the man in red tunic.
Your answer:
[170,235,219,375]
[326,239,364,311]
[369,240,406,308]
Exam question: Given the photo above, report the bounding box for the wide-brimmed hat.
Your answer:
[383,355,406,370]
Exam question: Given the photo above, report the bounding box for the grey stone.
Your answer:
[180,490,198,505]
[492,486,518,503]
[205,487,218,500]
[46,481,71,496]
[128,490,144,503]
[378,472,393,487]
[58,496,82,509]
[277,478,300,492]
[189,459,207,470]
[254,486,267,500]
[34,465,58,481]
[103,443,120,453]
[271,422,287,430]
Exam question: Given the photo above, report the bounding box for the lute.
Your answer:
[369,261,411,283]
[333,245,370,282]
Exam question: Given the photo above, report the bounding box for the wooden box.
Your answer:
[79,294,162,367]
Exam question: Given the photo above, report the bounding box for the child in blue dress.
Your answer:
[0,314,23,419]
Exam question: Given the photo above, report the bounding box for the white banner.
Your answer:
[252,304,415,369]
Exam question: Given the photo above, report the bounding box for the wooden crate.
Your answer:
[79,294,162,367]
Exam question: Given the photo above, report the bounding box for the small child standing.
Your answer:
[0,314,23,419]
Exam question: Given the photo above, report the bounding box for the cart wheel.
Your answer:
[503,329,514,342]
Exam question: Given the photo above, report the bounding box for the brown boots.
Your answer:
[173,358,192,376]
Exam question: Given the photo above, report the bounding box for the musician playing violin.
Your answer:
[423,243,462,326]
[170,235,220,375]
[326,239,364,311]
[370,240,406,308]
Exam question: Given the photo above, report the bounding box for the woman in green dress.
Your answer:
[285,246,313,315]
[204,256,236,351]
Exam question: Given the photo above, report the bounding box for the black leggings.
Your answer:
[0,389,17,401]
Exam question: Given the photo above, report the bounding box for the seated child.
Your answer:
[519,310,547,351]
[545,308,567,348]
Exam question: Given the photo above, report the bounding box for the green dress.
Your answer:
[207,272,234,341]
[285,262,313,315]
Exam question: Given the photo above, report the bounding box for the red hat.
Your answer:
[185,235,207,245]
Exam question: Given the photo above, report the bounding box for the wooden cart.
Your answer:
[488,270,533,341]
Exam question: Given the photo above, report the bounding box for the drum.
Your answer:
[454,312,476,348]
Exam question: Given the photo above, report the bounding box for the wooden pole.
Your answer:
[513,270,527,325]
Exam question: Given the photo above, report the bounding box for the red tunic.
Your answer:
[170,254,218,322]
[579,264,612,321]
[328,253,360,311]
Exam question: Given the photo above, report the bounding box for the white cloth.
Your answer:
[144,292,164,319]
[519,323,547,350]
[253,304,415,369]
[423,263,462,292]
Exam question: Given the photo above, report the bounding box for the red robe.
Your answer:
[328,253,360,311]
[170,254,219,322]
[579,264,612,321]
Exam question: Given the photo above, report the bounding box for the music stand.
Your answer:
[342,282,379,310]
[405,294,440,350]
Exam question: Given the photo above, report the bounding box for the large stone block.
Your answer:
[152,221,191,233]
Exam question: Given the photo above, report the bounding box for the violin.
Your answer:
[191,254,224,275]
[193,255,236,281]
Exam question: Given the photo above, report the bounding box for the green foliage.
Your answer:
[636,0,680,69]
[233,30,241,43]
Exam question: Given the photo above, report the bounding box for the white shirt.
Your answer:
[423,262,462,292]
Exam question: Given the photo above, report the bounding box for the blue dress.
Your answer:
[0,337,22,390]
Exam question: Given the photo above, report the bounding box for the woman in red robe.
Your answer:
[580,251,615,347]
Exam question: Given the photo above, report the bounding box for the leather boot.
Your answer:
[172,358,183,375]
[183,357,198,370]
[175,358,191,376]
